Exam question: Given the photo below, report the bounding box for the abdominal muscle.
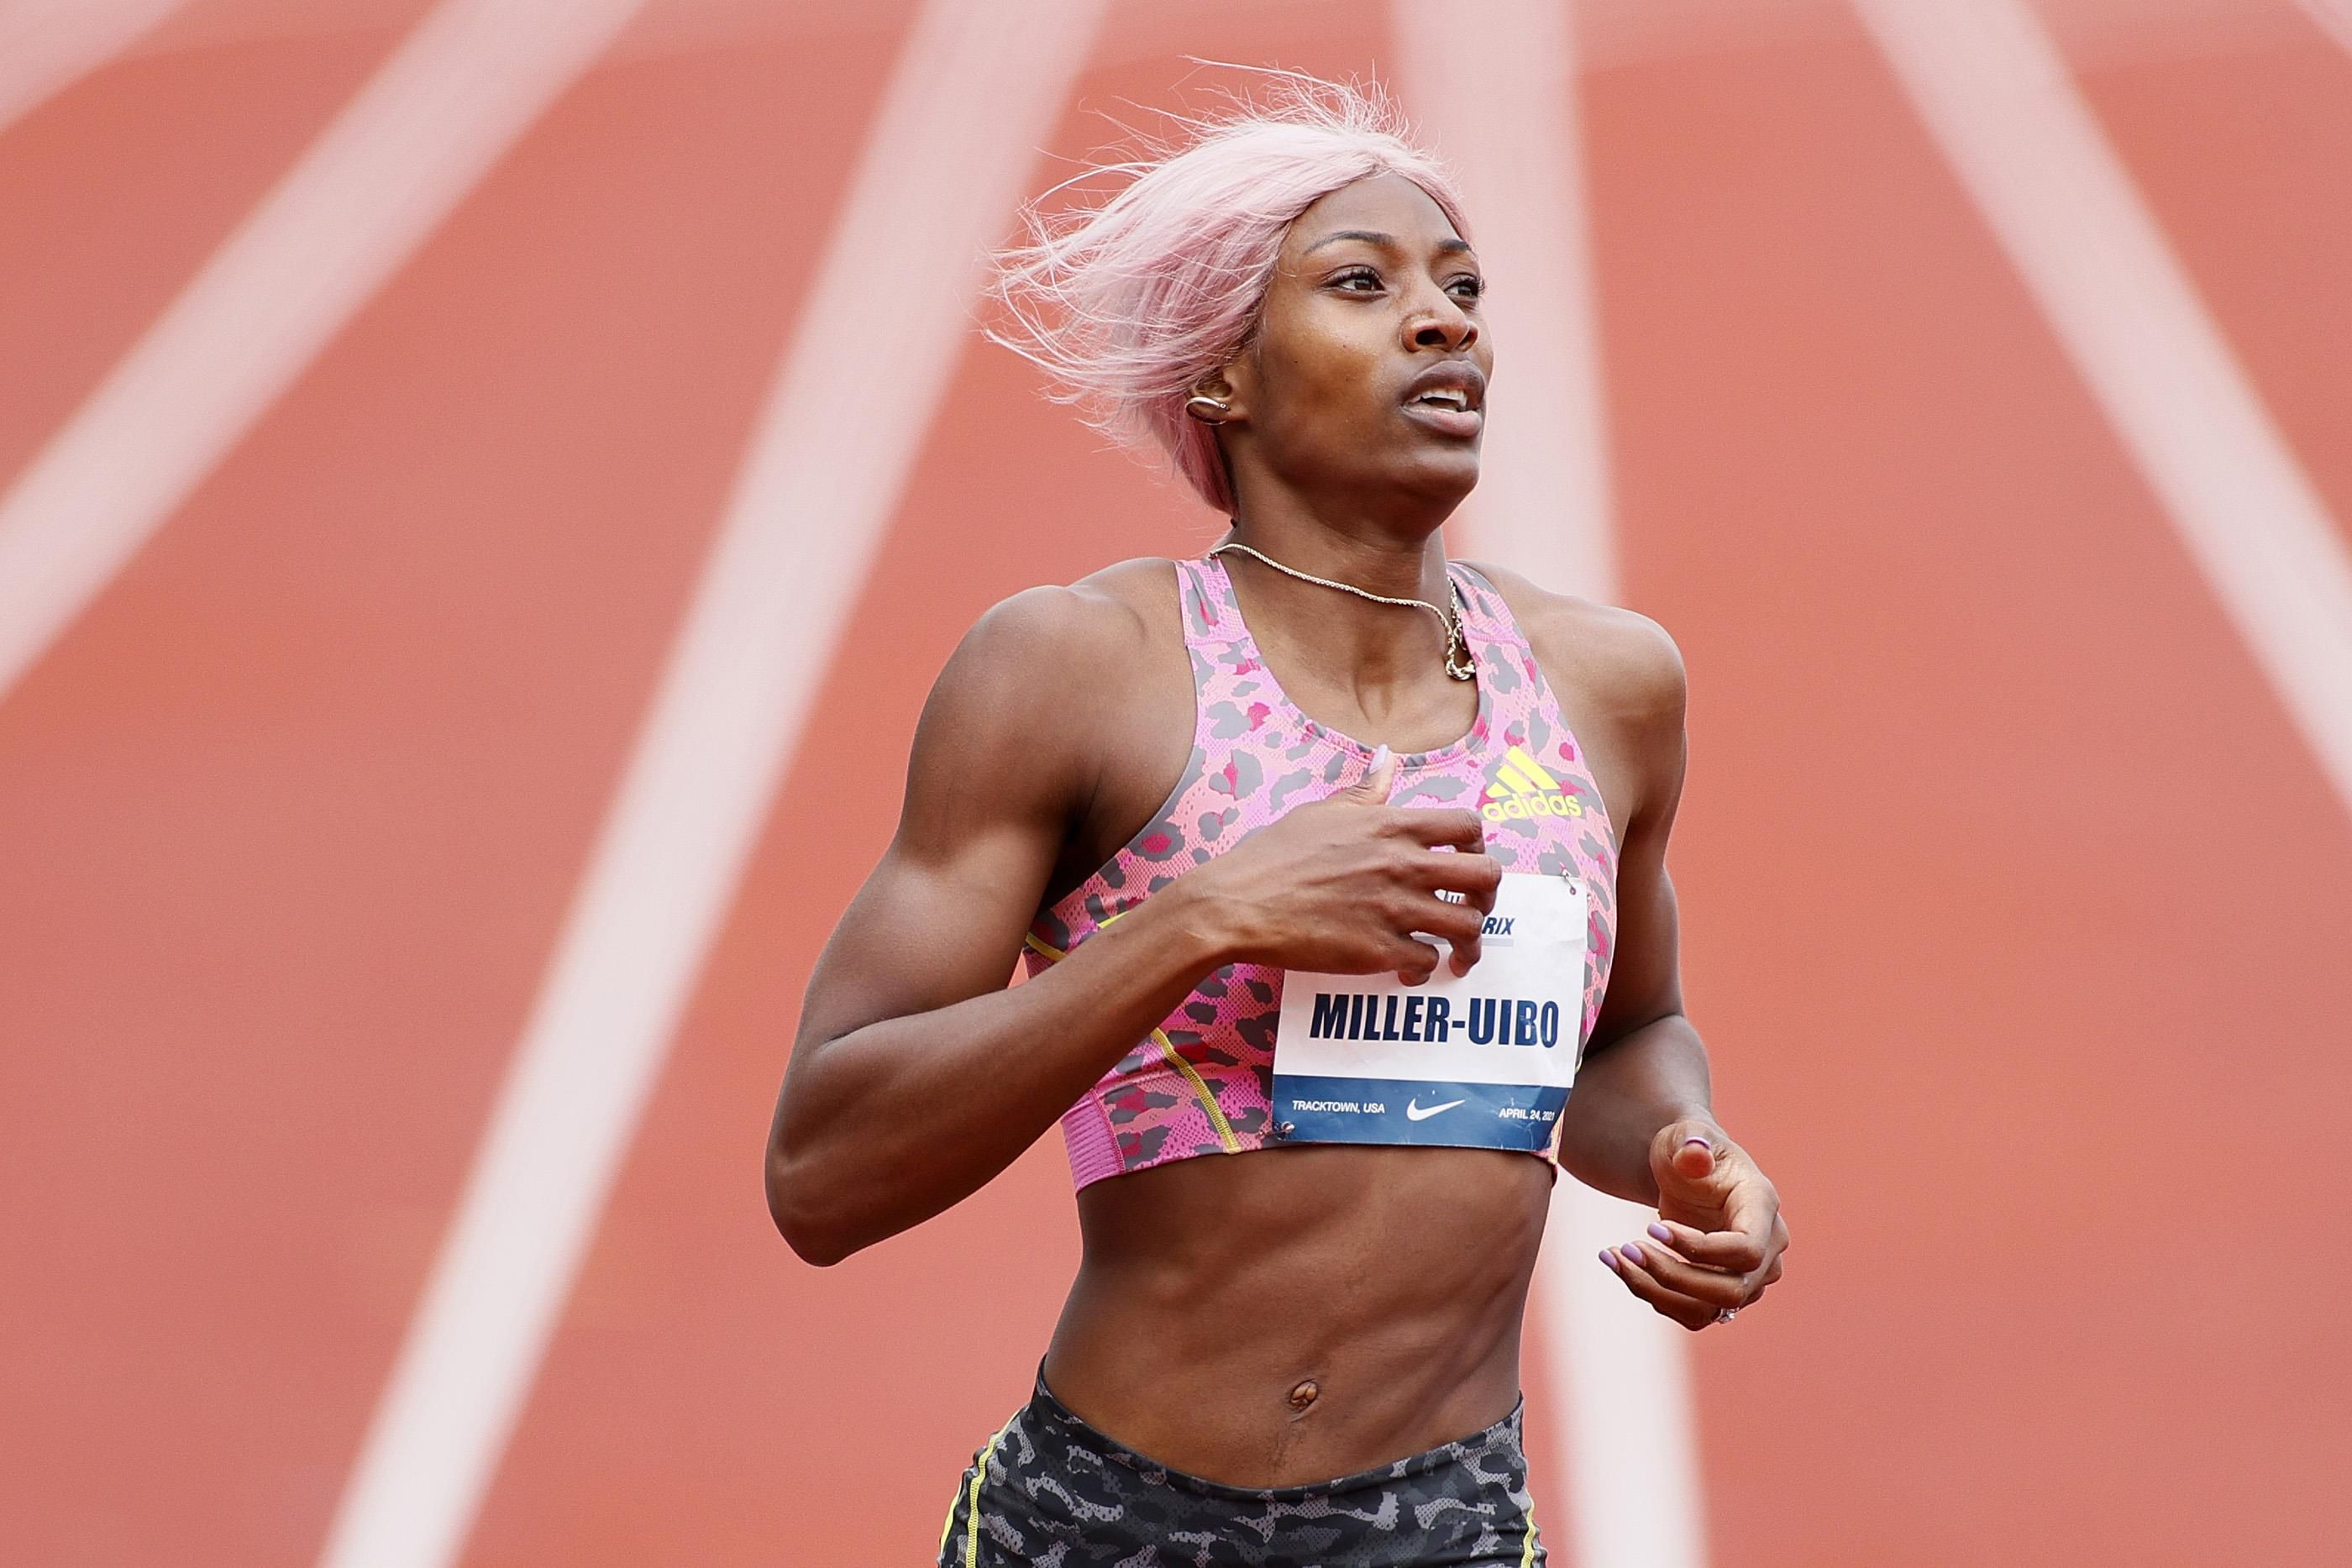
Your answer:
[1042,1141,1555,1488]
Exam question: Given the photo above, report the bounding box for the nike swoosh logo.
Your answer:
[1405,1097,1466,1121]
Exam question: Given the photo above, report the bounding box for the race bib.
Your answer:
[1270,873,1587,1153]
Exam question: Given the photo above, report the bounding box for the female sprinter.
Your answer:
[767,79,1788,1564]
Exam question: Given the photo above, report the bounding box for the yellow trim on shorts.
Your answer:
[943,1415,1016,1566]
[1020,929,1242,1154]
[1520,1508,1541,1566]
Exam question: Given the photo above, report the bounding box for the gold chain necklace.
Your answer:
[1209,539,1476,682]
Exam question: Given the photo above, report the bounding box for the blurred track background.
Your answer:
[3,1,2348,1564]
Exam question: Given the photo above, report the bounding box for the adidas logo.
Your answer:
[1483,744,1586,824]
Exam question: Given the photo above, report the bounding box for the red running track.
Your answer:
[1,2,2345,1562]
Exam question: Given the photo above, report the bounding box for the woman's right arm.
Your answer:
[765,585,1499,1266]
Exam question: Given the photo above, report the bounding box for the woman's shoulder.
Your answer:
[916,560,1191,808]
[958,557,1184,668]
[928,559,1192,749]
[1068,555,1190,624]
[1459,559,1686,730]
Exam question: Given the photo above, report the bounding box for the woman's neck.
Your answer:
[1218,492,1457,607]
[1214,513,1462,692]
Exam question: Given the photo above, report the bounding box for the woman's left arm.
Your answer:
[1549,607,1790,1330]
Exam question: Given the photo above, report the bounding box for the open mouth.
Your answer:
[1399,363,1486,431]
[1400,374,1484,437]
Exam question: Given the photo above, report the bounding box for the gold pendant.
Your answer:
[1445,616,1476,681]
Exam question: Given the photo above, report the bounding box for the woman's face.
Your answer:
[1213,171,1492,517]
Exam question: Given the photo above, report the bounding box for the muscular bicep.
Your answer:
[796,825,1055,1054]
[790,588,1107,1057]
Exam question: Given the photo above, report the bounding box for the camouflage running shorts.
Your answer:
[937,1371,1546,1566]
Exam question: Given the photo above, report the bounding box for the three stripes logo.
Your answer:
[1483,744,1586,824]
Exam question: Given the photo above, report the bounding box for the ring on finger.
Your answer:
[1714,1307,1737,1325]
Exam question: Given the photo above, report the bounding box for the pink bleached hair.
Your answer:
[987,70,1471,516]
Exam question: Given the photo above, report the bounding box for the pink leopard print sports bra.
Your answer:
[1024,554,1619,1188]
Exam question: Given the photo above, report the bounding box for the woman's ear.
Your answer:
[1185,363,1252,426]
[1184,370,1239,425]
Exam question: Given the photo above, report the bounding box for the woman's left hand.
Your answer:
[1599,1118,1788,1331]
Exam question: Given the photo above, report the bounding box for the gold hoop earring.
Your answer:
[1184,394,1231,423]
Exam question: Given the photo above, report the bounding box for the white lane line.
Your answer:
[1541,1186,1709,1565]
[1856,0,2352,819]
[0,0,183,136]
[2297,1,2352,55]
[1388,8,1709,1566]
[0,0,647,709]
[312,3,1107,1565]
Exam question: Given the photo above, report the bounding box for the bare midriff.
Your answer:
[1043,1142,1553,1488]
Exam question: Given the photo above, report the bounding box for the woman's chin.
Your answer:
[1389,448,1482,506]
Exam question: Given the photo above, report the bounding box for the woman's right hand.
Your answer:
[1184,746,1501,983]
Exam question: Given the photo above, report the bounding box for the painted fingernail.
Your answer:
[1682,1135,1713,1151]
[1598,1248,1618,1269]
[1619,1243,1646,1266]
[1647,1222,1674,1244]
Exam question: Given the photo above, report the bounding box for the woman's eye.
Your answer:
[1450,275,1486,301]
[1332,269,1383,291]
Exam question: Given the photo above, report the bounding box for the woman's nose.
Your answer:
[1410,301,1477,351]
